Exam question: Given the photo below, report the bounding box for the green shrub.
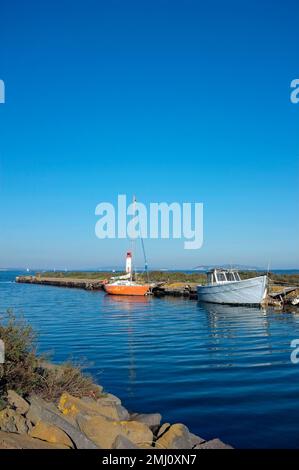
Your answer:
[0,310,40,396]
[0,310,100,401]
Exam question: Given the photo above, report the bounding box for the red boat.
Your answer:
[104,197,151,297]
[104,280,150,296]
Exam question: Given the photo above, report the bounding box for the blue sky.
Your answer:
[0,0,298,270]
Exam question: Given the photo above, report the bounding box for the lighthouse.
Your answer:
[125,252,132,275]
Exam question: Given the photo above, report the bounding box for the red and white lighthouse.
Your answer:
[125,251,132,275]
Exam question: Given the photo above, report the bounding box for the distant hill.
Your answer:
[193,264,264,271]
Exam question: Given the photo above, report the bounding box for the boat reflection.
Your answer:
[198,302,274,367]
[200,301,267,321]
[102,294,152,393]
[103,293,152,311]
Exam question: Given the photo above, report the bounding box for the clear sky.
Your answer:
[0,0,298,270]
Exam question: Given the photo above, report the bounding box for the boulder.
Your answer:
[0,399,7,412]
[0,430,70,449]
[121,420,153,448]
[27,395,76,426]
[156,422,171,438]
[77,413,118,448]
[29,420,74,448]
[26,396,48,425]
[58,392,128,421]
[7,390,30,415]
[112,435,140,449]
[129,413,161,429]
[155,423,193,449]
[94,401,129,420]
[77,413,153,449]
[194,438,233,449]
[97,393,121,405]
[0,408,31,434]
[26,395,99,449]
[189,432,205,447]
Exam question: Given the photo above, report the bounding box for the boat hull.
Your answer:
[104,284,150,296]
[197,275,267,305]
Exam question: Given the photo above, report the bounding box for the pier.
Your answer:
[15,274,299,309]
[15,276,106,291]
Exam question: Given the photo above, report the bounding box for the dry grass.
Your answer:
[38,270,299,287]
[0,310,100,402]
[36,362,101,402]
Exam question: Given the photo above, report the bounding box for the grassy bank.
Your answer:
[0,310,100,401]
[37,270,299,286]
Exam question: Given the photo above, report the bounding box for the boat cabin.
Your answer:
[207,269,241,285]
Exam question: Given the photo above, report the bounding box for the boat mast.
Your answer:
[130,195,137,282]
[130,195,150,284]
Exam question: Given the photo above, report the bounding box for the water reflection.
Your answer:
[2,272,299,448]
[198,302,297,369]
[201,302,269,334]
[103,294,151,310]
[102,294,153,394]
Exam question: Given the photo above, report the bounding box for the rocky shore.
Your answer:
[0,308,232,450]
[0,389,232,449]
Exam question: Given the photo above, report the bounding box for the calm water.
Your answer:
[1,270,299,448]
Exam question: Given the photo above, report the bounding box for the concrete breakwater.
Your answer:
[16,275,106,291]
[15,275,198,297]
[0,389,232,449]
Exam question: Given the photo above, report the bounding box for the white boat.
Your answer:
[197,269,268,305]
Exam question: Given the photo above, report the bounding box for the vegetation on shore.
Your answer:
[0,311,231,450]
[0,311,100,402]
[37,270,299,286]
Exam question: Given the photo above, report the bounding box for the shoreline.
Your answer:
[0,375,232,449]
[15,274,299,309]
[0,310,232,449]
[15,275,107,291]
[0,389,233,450]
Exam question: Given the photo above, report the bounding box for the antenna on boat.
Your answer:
[140,235,149,283]
[130,195,137,282]
[134,195,150,284]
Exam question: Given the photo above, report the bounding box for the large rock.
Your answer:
[29,420,74,448]
[130,413,161,429]
[94,401,129,420]
[155,423,193,449]
[189,432,205,447]
[0,430,70,449]
[97,393,121,405]
[121,420,153,447]
[7,390,30,415]
[0,408,31,434]
[77,413,153,449]
[26,395,99,449]
[194,438,233,449]
[58,392,128,421]
[112,435,140,449]
[156,422,170,438]
[0,399,7,412]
